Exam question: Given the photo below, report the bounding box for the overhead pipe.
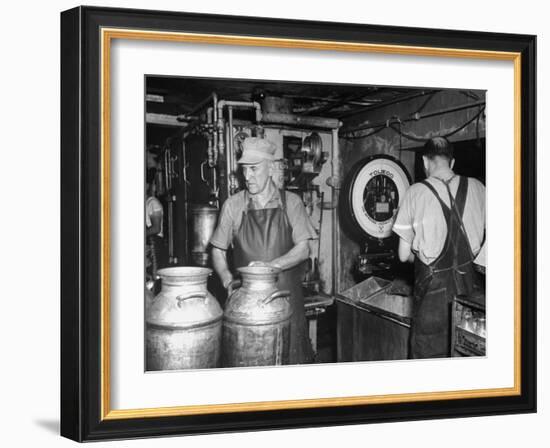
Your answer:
[336,90,441,119]
[146,113,188,127]
[217,100,262,123]
[261,112,341,130]
[179,93,219,166]
[282,94,382,107]
[228,120,343,134]
[182,92,219,119]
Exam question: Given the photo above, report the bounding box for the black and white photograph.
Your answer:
[144,76,486,370]
[56,3,538,443]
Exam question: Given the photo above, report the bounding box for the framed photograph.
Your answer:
[60,6,536,442]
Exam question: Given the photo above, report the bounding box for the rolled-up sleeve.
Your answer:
[285,193,318,244]
[209,200,234,250]
[392,188,415,243]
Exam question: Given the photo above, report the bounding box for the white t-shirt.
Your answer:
[146,196,164,237]
[393,172,485,265]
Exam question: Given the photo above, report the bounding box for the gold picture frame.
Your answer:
[61,6,536,441]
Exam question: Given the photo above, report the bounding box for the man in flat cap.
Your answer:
[210,137,317,364]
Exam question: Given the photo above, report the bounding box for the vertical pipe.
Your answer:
[317,191,324,263]
[217,103,225,160]
[206,107,214,167]
[224,122,231,198]
[181,139,189,264]
[331,127,341,296]
[168,200,174,263]
[212,93,218,165]
[216,106,227,198]
[228,106,235,194]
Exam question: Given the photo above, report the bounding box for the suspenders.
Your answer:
[420,176,475,260]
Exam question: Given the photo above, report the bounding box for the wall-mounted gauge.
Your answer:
[341,155,411,241]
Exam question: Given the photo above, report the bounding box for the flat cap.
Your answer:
[237,137,277,164]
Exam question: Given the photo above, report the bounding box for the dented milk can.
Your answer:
[146,267,222,370]
[223,266,292,367]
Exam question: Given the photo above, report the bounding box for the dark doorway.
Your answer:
[413,138,485,185]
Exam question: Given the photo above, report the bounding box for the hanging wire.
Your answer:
[340,125,387,140]
[441,106,486,138]
[411,92,437,116]
[339,98,486,147]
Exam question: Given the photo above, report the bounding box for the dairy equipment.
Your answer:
[222,267,292,367]
[146,267,223,370]
[341,155,411,274]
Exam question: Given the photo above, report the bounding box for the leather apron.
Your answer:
[232,190,314,364]
[410,176,478,359]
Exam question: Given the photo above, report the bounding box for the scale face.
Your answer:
[345,156,411,240]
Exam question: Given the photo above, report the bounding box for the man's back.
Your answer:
[393,174,485,265]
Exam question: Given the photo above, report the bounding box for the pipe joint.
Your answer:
[327,176,342,190]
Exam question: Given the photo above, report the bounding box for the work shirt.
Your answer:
[392,170,485,265]
[210,188,318,250]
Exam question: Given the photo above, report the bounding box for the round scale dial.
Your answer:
[344,156,411,240]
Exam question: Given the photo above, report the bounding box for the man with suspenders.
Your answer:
[393,137,486,359]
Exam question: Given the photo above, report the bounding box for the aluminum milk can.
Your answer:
[222,266,292,367]
[146,267,222,370]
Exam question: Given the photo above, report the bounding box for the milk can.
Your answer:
[146,267,222,370]
[190,205,218,266]
[222,266,292,367]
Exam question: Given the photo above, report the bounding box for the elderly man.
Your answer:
[392,137,485,359]
[210,137,317,364]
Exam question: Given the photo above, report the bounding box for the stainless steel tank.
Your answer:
[222,266,292,367]
[190,205,218,266]
[146,267,223,370]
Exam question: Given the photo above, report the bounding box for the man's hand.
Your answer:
[247,241,309,271]
[222,276,235,290]
[397,237,415,263]
[212,246,234,290]
[270,240,309,270]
